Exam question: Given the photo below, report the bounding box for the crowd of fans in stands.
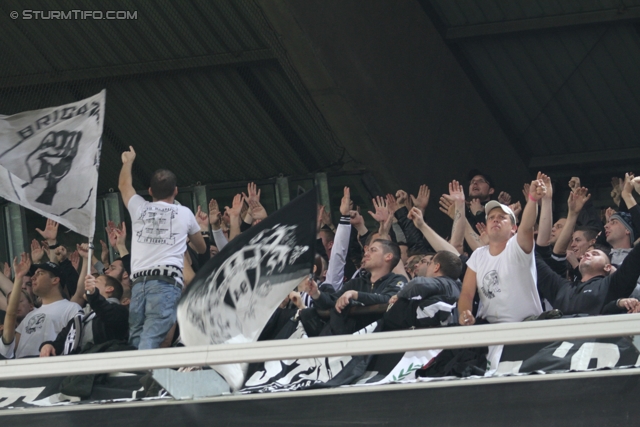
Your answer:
[1,146,639,371]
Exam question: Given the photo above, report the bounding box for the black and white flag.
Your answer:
[0,91,105,237]
[177,189,317,390]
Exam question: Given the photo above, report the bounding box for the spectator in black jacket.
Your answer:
[301,239,407,336]
[384,251,462,330]
[536,243,640,316]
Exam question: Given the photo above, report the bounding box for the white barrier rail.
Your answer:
[1,313,640,381]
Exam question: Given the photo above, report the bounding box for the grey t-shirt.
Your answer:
[15,299,81,358]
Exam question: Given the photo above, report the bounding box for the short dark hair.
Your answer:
[102,275,124,300]
[373,239,401,270]
[575,226,599,242]
[150,169,177,200]
[432,251,463,280]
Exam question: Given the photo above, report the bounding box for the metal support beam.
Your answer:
[101,193,123,264]
[0,49,276,89]
[3,203,27,269]
[529,148,640,169]
[446,7,640,40]
[192,185,208,220]
[314,172,330,209]
[2,314,640,381]
[275,176,290,209]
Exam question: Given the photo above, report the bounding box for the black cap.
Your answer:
[467,169,494,188]
[29,261,62,278]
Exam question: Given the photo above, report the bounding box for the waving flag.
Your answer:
[0,90,105,237]
[177,189,317,390]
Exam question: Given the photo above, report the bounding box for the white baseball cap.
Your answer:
[485,201,516,224]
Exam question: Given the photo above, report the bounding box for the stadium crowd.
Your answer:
[1,145,640,372]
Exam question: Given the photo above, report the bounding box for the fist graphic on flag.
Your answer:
[24,130,81,205]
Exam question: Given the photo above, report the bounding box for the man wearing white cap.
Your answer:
[458,174,548,324]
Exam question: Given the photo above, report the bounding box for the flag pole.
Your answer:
[87,238,94,277]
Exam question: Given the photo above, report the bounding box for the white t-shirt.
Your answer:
[466,235,542,323]
[15,299,81,358]
[127,195,200,282]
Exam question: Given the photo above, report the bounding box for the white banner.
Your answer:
[0,90,105,237]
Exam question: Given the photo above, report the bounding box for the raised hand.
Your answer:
[349,207,364,227]
[100,240,110,265]
[395,190,408,207]
[368,196,390,223]
[30,239,44,264]
[195,205,209,231]
[411,185,430,212]
[567,187,591,214]
[121,145,136,164]
[498,191,512,205]
[622,173,635,199]
[386,193,399,214]
[569,176,581,193]
[605,207,616,223]
[632,176,640,195]
[475,223,490,246]
[307,277,320,299]
[84,274,96,295]
[114,223,127,249]
[448,180,465,206]
[469,198,483,215]
[242,182,261,206]
[407,206,426,229]
[340,187,351,216]
[509,201,522,220]
[36,219,59,243]
[76,243,89,259]
[539,172,553,200]
[69,250,80,270]
[439,195,455,220]
[3,262,10,278]
[247,198,268,221]
[209,199,222,229]
[13,252,31,278]
[528,177,547,202]
[225,194,243,218]
[54,246,68,263]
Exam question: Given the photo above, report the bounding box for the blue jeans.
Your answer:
[129,279,182,350]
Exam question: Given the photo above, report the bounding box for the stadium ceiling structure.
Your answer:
[421,0,640,178]
[0,0,636,215]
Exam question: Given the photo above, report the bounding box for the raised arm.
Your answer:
[552,187,591,255]
[536,173,554,247]
[324,187,352,291]
[209,198,228,250]
[226,194,243,241]
[368,196,392,239]
[449,180,466,254]
[2,253,30,351]
[408,207,458,255]
[621,173,637,210]
[517,174,546,254]
[118,146,137,208]
[71,244,90,306]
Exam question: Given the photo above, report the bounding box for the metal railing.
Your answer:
[2,314,640,381]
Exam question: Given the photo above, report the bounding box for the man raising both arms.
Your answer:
[458,174,547,325]
[118,146,206,350]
